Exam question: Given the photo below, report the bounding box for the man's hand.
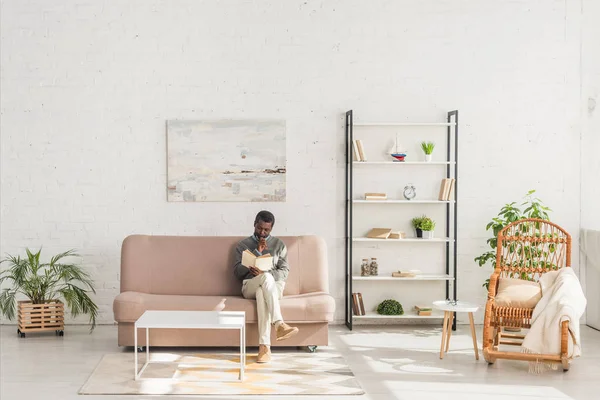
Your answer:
[249,266,263,276]
[257,238,268,253]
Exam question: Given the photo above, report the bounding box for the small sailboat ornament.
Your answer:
[390,133,407,162]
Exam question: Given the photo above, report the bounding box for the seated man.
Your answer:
[233,210,299,363]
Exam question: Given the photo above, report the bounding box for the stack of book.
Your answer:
[366,228,392,239]
[414,305,432,316]
[392,271,416,278]
[438,178,456,201]
[364,192,387,201]
[352,140,367,161]
[352,293,366,315]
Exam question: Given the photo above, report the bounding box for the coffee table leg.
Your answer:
[445,312,454,353]
[239,325,245,381]
[146,328,150,363]
[134,326,138,380]
[440,311,449,359]
[469,312,479,360]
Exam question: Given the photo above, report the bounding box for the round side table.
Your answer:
[432,300,479,360]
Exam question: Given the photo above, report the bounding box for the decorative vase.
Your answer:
[425,154,432,162]
[422,230,434,239]
[415,228,423,238]
[360,259,370,276]
[369,258,379,276]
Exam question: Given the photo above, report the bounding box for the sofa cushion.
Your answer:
[113,291,335,323]
[120,235,329,298]
[495,277,542,309]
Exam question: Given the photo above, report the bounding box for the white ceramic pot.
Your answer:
[422,230,434,239]
[425,154,432,162]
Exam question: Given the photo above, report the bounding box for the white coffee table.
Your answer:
[134,310,246,381]
[433,300,479,360]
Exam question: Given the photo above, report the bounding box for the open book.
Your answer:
[241,249,273,272]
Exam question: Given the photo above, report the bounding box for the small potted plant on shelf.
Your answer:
[420,218,436,239]
[0,248,98,337]
[411,215,426,238]
[377,299,404,315]
[421,141,435,162]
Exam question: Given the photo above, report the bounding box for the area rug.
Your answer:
[79,350,364,395]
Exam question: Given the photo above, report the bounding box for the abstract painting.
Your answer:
[166,120,286,202]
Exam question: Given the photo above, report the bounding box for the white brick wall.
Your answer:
[0,0,589,325]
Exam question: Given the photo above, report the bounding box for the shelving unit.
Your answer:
[354,312,445,320]
[353,161,455,165]
[352,238,453,243]
[344,110,458,330]
[352,274,453,281]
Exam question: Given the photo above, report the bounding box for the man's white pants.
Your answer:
[241,273,285,346]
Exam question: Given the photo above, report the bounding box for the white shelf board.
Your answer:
[353,274,453,281]
[353,161,455,165]
[354,122,455,127]
[353,238,452,243]
[353,312,444,319]
[353,200,453,204]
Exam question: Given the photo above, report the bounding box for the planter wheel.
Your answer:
[55,330,64,336]
[17,329,25,338]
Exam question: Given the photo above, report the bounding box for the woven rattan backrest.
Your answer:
[495,218,571,281]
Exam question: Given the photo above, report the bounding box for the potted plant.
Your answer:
[420,218,436,239]
[411,215,426,238]
[0,248,98,337]
[421,141,435,162]
[377,299,404,315]
[474,190,551,289]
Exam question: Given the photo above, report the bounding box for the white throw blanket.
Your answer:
[521,267,587,372]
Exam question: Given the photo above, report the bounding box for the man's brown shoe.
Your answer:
[257,344,271,363]
[276,322,299,341]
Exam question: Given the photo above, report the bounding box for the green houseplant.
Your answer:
[0,248,98,332]
[474,190,551,289]
[420,218,436,239]
[377,299,404,315]
[421,141,435,162]
[411,215,426,238]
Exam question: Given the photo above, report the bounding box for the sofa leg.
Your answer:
[307,345,317,353]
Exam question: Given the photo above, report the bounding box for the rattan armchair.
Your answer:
[482,218,572,371]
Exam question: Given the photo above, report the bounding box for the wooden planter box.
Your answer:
[17,300,64,337]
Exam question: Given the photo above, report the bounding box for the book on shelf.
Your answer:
[241,250,273,271]
[355,139,367,161]
[364,192,387,200]
[352,293,365,315]
[392,271,416,278]
[414,305,432,316]
[438,178,456,201]
[388,231,406,239]
[352,140,361,161]
[366,228,392,239]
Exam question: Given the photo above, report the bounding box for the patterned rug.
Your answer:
[79,350,364,395]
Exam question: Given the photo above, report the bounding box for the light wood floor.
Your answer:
[1,323,599,399]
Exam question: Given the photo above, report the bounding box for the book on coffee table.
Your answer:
[241,250,273,271]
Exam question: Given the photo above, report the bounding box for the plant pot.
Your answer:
[422,230,434,239]
[425,154,432,162]
[415,228,423,238]
[17,300,64,337]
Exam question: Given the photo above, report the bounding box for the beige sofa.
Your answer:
[113,234,335,347]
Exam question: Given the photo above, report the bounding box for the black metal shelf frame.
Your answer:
[344,110,459,331]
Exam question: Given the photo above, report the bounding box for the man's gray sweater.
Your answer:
[233,235,289,282]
